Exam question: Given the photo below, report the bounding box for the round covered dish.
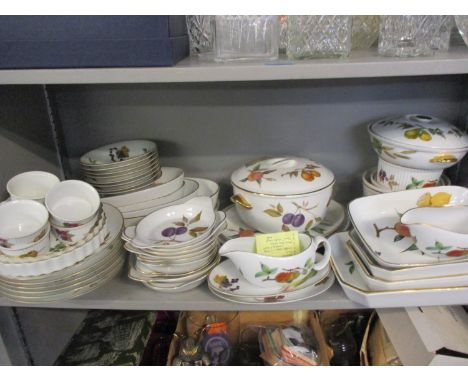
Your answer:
[230,157,335,233]
[368,114,468,170]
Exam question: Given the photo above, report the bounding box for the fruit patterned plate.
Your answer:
[348,186,468,268]
[208,259,335,304]
[220,200,345,242]
[329,232,468,308]
[80,140,157,166]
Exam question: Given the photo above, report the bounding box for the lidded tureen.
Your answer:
[368,114,468,170]
[230,157,335,233]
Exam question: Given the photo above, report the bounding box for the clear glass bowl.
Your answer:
[213,16,279,62]
[430,16,454,52]
[286,16,352,59]
[186,15,214,55]
[351,16,380,50]
[378,16,450,57]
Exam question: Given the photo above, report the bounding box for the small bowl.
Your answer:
[376,158,442,191]
[1,223,50,258]
[45,180,100,226]
[401,206,468,257]
[0,200,49,249]
[7,171,60,204]
[51,207,102,244]
[218,233,331,289]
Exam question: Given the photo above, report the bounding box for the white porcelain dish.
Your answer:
[80,140,157,166]
[0,200,49,249]
[130,197,215,248]
[400,206,468,257]
[121,180,199,218]
[368,114,468,170]
[102,167,184,208]
[7,171,60,203]
[376,157,442,191]
[142,274,208,293]
[0,203,121,277]
[208,259,334,304]
[330,232,468,308]
[51,211,100,245]
[83,159,160,183]
[219,233,331,289]
[92,169,160,191]
[46,180,100,226]
[81,152,157,173]
[349,186,468,268]
[190,177,220,207]
[349,229,468,281]
[346,233,468,290]
[231,157,335,233]
[220,200,345,242]
[1,224,50,258]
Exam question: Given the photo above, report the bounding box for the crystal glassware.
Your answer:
[352,16,380,50]
[430,16,454,52]
[213,16,279,62]
[186,15,214,56]
[286,16,352,59]
[455,16,468,47]
[378,16,450,57]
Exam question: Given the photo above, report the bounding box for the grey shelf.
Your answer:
[1,48,468,85]
[0,271,363,311]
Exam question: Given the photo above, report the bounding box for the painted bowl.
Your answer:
[368,114,468,170]
[231,157,335,233]
[218,233,331,288]
[401,206,468,257]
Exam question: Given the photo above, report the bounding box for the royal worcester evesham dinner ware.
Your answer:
[345,236,468,290]
[220,200,346,243]
[348,186,468,268]
[0,224,50,258]
[80,140,157,166]
[368,114,468,171]
[80,151,157,172]
[0,200,49,250]
[0,203,119,278]
[101,167,184,208]
[50,207,101,245]
[348,228,468,281]
[330,231,468,308]
[362,167,450,197]
[231,157,335,233]
[7,171,60,204]
[83,157,160,181]
[376,157,442,191]
[218,233,331,289]
[45,180,101,226]
[191,177,220,206]
[400,206,468,257]
[127,196,215,249]
[208,259,334,304]
[134,252,218,276]
[142,274,209,293]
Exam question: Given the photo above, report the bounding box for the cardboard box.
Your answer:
[0,16,189,68]
[167,311,331,366]
[377,306,468,366]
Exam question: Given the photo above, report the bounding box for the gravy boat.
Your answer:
[400,206,468,257]
[218,233,331,288]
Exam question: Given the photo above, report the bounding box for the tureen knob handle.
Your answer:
[231,194,252,210]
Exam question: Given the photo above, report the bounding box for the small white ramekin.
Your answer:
[376,158,443,191]
[7,171,60,204]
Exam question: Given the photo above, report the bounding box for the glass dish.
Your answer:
[213,15,279,62]
[351,16,379,50]
[286,16,352,59]
[186,15,214,55]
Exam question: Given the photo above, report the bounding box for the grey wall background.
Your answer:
[53,75,468,204]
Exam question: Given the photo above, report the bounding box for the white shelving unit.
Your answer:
[1,46,468,364]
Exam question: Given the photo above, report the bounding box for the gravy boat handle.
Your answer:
[311,236,331,271]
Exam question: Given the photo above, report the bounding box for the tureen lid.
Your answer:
[368,114,468,151]
[231,157,335,195]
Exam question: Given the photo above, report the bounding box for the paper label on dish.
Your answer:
[255,231,301,257]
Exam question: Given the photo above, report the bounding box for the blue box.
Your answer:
[0,16,189,68]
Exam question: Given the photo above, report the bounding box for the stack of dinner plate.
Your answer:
[123,197,226,293]
[80,140,161,197]
[330,185,468,308]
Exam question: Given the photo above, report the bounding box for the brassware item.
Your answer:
[218,233,331,288]
[7,171,60,204]
[400,206,468,257]
[231,157,334,233]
